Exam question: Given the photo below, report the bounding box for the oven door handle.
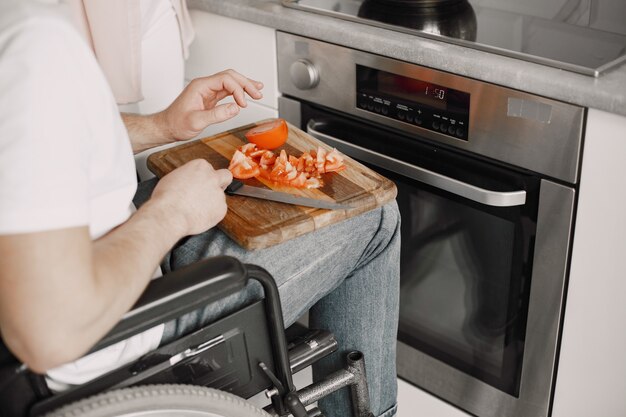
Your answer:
[307,120,527,207]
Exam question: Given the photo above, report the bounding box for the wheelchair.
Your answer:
[0,256,374,417]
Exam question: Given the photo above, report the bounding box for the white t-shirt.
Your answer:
[0,1,163,389]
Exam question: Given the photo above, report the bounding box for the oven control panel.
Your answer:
[356,65,470,140]
[356,92,469,140]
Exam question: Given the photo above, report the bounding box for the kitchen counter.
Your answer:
[188,0,626,116]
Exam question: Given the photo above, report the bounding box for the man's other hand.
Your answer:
[148,159,233,237]
[161,69,264,141]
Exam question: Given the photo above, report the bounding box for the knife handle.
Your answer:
[225,179,244,195]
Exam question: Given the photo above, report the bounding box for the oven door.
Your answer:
[289,101,575,417]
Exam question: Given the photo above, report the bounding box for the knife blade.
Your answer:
[225,179,352,210]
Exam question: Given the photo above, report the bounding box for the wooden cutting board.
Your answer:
[147,119,397,250]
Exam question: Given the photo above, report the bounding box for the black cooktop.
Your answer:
[282,0,626,76]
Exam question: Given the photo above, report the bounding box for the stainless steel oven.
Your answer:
[276,32,583,417]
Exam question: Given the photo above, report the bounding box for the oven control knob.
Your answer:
[290,59,320,90]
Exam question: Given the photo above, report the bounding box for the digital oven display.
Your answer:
[356,65,471,140]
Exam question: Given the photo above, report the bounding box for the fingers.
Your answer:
[191,160,232,189]
[192,70,264,108]
[188,103,240,130]
[224,70,264,102]
[215,169,233,190]
[180,159,231,189]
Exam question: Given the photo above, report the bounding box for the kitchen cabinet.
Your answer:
[551,109,626,417]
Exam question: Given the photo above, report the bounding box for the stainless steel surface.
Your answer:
[277,32,584,184]
[282,0,626,77]
[278,32,580,417]
[307,120,527,207]
[396,180,575,417]
[265,351,372,417]
[278,96,303,128]
[230,184,353,210]
[290,58,320,90]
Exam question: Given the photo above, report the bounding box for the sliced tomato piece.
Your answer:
[289,172,308,188]
[288,155,299,167]
[324,148,345,172]
[258,166,273,181]
[259,150,276,169]
[228,150,247,170]
[305,177,323,189]
[284,161,298,181]
[270,161,288,181]
[240,143,257,156]
[230,162,260,179]
[245,118,289,150]
[316,147,328,173]
[301,152,316,173]
[229,150,260,179]
[277,149,288,165]
[249,149,266,159]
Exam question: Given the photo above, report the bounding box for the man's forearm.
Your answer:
[0,200,186,372]
[121,112,173,154]
[88,198,186,343]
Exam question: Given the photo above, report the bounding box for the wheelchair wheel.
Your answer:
[44,384,271,417]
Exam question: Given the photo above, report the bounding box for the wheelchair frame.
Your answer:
[0,256,374,417]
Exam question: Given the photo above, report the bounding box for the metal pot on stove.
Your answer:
[358,0,477,41]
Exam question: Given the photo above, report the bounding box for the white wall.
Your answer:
[551,109,626,417]
[185,11,278,139]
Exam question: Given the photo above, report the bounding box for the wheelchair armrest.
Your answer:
[91,256,248,353]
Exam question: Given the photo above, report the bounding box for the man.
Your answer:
[0,2,400,416]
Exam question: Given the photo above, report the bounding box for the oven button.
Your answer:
[381,106,389,115]
[406,114,414,123]
[456,127,465,137]
[374,105,381,113]
[358,100,367,109]
[398,112,406,121]
[448,125,456,135]
[289,59,320,90]
[432,120,440,130]
[440,122,449,133]
[415,117,423,125]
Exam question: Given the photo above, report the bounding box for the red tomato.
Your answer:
[245,119,289,150]
[228,144,345,189]
[228,150,260,179]
[324,148,345,172]
[230,164,259,179]
[259,151,276,169]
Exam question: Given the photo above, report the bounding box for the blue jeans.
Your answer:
[135,179,400,417]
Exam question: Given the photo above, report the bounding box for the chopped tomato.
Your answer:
[324,148,346,172]
[228,143,346,189]
[305,177,322,189]
[277,149,288,165]
[290,172,308,188]
[316,147,327,173]
[229,150,260,179]
[240,143,257,156]
[259,150,276,169]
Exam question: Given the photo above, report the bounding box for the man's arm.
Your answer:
[0,160,232,373]
[123,70,264,153]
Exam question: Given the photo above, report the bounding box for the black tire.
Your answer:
[43,384,271,417]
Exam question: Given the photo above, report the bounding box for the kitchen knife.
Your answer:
[225,179,352,210]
